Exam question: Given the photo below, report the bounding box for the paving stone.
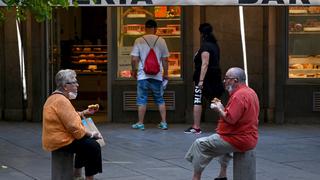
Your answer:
[0,122,319,180]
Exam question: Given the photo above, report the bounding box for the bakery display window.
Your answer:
[70,45,108,74]
[288,7,320,79]
[117,6,182,79]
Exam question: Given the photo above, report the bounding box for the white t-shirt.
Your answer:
[130,34,169,81]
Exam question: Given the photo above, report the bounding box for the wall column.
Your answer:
[0,15,4,119]
[264,7,277,123]
[184,6,199,123]
[3,11,25,121]
[29,19,48,122]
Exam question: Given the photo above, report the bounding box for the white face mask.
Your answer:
[68,92,77,100]
[225,85,234,93]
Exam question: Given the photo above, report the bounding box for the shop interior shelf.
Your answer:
[73,45,108,47]
[289,13,320,16]
[72,62,107,65]
[161,35,180,38]
[155,18,180,21]
[123,34,180,38]
[289,69,320,73]
[72,51,108,54]
[289,31,320,34]
[72,56,107,58]
[76,71,107,75]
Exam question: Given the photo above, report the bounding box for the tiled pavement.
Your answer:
[0,121,319,180]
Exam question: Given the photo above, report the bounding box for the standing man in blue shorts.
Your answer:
[130,19,169,130]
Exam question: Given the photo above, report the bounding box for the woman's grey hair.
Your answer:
[229,67,246,83]
[55,69,76,89]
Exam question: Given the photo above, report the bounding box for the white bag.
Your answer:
[82,117,106,147]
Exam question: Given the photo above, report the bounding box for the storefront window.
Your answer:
[288,7,320,79]
[117,6,182,79]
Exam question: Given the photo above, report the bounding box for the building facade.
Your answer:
[0,6,319,123]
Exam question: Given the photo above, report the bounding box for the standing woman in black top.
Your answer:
[184,23,224,134]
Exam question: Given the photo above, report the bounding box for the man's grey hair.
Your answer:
[228,67,246,83]
[55,69,76,89]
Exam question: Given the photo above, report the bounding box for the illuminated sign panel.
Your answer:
[0,0,316,6]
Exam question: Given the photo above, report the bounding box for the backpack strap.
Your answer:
[142,36,159,48]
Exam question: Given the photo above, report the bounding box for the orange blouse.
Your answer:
[42,93,86,151]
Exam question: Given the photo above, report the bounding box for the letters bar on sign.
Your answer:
[0,0,316,7]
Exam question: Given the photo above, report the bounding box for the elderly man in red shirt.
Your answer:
[185,67,259,180]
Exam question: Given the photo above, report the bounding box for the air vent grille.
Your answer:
[123,91,175,111]
[313,92,320,111]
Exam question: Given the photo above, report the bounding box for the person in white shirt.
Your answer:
[130,19,169,130]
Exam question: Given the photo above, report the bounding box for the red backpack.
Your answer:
[142,36,160,75]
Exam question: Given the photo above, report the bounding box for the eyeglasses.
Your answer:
[224,77,237,81]
[66,81,78,85]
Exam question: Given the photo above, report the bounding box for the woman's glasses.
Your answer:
[66,81,78,85]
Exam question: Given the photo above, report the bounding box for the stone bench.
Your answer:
[233,149,256,180]
[51,150,74,180]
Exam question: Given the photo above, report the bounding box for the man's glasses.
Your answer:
[224,77,237,81]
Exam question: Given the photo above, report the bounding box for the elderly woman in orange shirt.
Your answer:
[42,69,102,180]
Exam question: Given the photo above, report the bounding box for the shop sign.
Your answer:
[0,0,316,6]
[73,0,313,6]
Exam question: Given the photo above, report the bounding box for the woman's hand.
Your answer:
[79,109,94,118]
[79,104,99,118]
[87,104,99,114]
[90,131,102,139]
[198,81,204,89]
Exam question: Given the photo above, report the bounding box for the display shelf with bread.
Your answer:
[118,6,182,79]
[289,7,320,15]
[289,7,320,34]
[288,56,320,78]
[71,45,108,74]
[168,52,181,77]
[288,7,320,79]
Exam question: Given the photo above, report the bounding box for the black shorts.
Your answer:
[193,86,203,105]
[57,136,102,176]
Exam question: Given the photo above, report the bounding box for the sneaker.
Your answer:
[184,127,202,134]
[158,122,168,130]
[132,123,145,130]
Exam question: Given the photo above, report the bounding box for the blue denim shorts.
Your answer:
[137,79,164,106]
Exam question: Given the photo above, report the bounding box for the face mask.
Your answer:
[68,92,77,100]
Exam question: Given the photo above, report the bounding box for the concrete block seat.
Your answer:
[233,149,256,180]
[51,150,74,180]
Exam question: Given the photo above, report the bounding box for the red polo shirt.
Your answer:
[216,84,259,152]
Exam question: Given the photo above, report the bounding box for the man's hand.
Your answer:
[131,56,139,79]
[210,98,225,112]
[131,70,137,79]
[215,101,225,111]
